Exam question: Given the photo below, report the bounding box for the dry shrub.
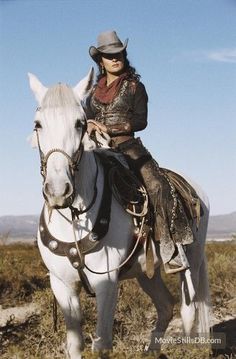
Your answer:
[0,244,49,308]
[206,241,236,308]
[1,241,235,358]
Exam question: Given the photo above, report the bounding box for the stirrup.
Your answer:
[164,243,190,274]
[164,261,189,274]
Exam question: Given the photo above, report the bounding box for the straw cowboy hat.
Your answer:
[89,30,128,62]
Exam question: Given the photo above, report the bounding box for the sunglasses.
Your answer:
[101,52,124,60]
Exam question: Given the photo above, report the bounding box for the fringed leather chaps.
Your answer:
[116,137,196,264]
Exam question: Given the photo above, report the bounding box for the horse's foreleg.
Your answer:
[50,273,83,359]
[137,268,174,351]
[91,275,119,352]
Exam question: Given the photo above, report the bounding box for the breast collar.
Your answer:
[39,153,112,295]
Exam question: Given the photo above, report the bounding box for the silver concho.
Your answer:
[73,261,79,269]
[49,240,58,251]
[89,232,98,242]
[134,227,139,235]
[69,247,77,257]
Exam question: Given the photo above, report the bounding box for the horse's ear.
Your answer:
[28,73,48,104]
[73,67,95,101]
[27,131,38,148]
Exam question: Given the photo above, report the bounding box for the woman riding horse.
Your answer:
[28,59,210,357]
[85,30,199,274]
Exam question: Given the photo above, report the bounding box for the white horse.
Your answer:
[28,69,211,359]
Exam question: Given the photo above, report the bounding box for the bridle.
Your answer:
[34,111,99,215]
[34,120,85,181]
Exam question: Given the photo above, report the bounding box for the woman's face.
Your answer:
[100,52,125,75]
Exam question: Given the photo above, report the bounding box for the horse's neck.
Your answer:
[73,150,99,211]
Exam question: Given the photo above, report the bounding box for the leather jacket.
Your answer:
[85,79,148,145]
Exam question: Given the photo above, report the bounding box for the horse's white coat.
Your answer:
[29,71,211,358]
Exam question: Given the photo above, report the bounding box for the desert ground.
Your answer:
[0,240,235,359]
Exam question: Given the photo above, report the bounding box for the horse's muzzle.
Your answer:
[43,180,74,208]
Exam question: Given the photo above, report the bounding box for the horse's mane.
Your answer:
[42,83,78,109]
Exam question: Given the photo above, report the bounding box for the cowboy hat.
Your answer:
[89,30,128,62]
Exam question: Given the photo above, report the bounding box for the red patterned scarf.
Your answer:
[94,73,127,104]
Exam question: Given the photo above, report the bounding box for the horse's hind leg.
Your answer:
[137,267,174,351]
[50,273,83,359]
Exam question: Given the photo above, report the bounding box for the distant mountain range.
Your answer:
[207,211,236,239]
[0,215,38,240]
[0,211,235,241]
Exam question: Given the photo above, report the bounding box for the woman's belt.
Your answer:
[95,112,132,125]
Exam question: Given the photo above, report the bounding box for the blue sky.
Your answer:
[0,0,235,216]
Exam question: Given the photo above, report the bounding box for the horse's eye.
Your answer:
[75,119,82,129]
[75,119,87,130]
[34,121,42,129]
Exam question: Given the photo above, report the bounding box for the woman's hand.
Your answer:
[87,120,108,135]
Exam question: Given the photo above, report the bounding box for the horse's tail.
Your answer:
[180,187,211,336]
[181,255,211,336]
[195,255,211,336]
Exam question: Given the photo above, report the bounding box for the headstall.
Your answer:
[34,128,84,181]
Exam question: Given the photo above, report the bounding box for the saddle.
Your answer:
[97,150,201,231]
[96,150,156,278]
[96,150,203,277]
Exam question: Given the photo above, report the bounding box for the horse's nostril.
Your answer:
[64,182,72,197]
[44,182,51,196]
